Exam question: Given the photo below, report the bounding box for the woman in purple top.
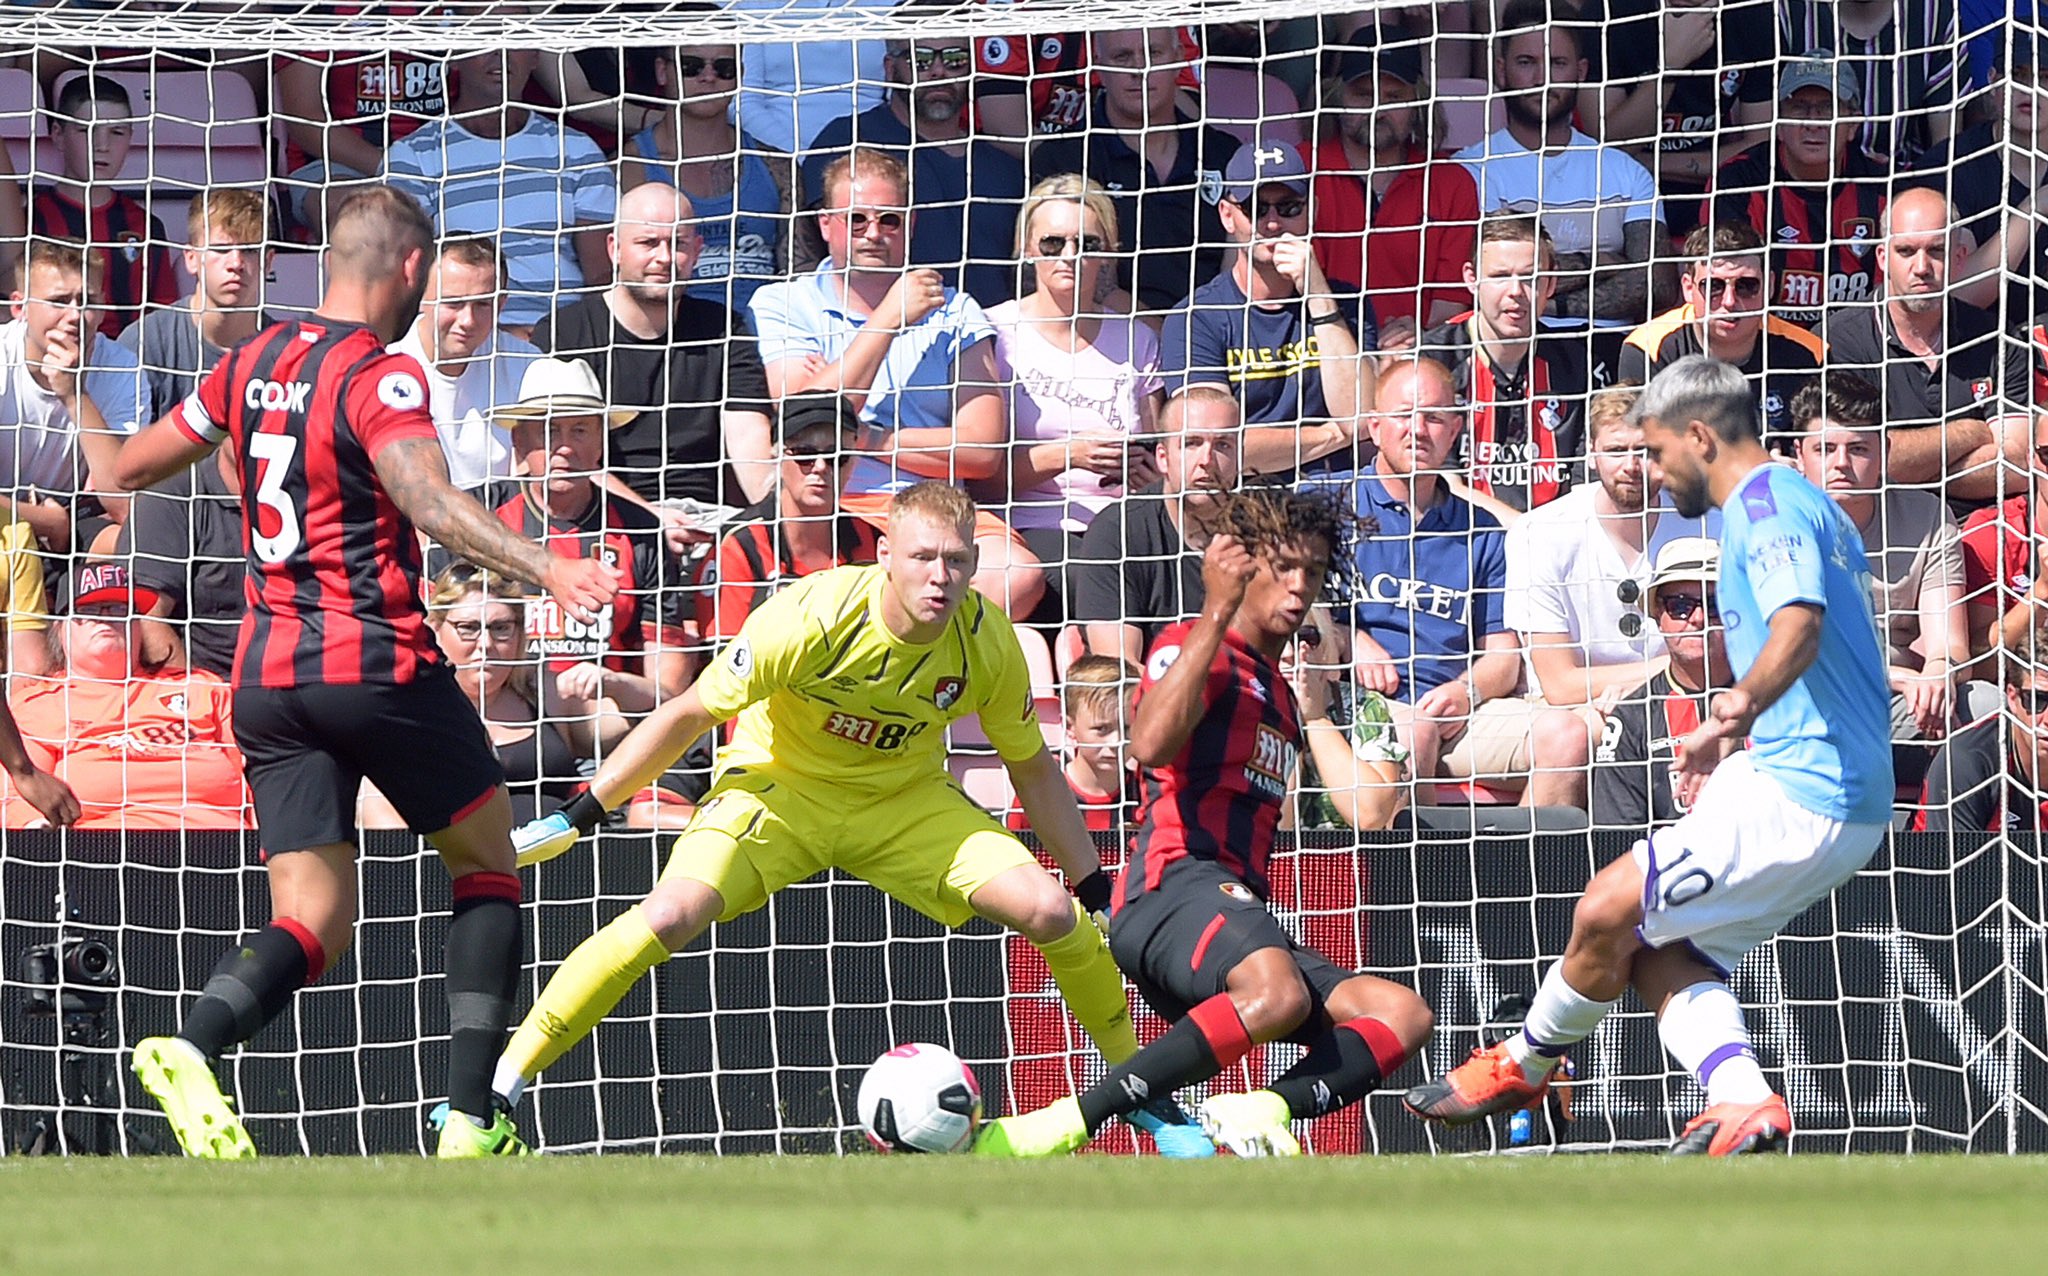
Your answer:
[987,175,1165,619]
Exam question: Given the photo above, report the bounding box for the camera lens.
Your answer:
[65,938,115,983]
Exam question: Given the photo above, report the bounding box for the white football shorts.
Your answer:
[1630,751,1886,974]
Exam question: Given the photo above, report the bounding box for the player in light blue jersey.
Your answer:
[1405,356,1894,1156]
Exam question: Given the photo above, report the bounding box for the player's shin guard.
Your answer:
[497,905,670,1101]
[1034,899,1140,1064]
[1076,994,1252,1133]
[178,918,326,1058]
[445,872,521,1121]
[1268,1017,1410,1119]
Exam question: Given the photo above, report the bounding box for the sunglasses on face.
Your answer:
[1658,591,1718,622]
[783,445,847,468]
[1698,275,1764,302]
[1236,197,1307,220]
[2017,688,2048,717]
[447,619,523,644]
[677,55,738,80]
[1036,234,1106,258]
[908,46,972,72]
[836,209,905,233]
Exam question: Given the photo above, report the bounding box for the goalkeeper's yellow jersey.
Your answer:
[692,565,1044,797]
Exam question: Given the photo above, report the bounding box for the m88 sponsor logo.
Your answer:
[824,712,930,751]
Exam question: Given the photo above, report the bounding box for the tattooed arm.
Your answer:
[374,436,620,619]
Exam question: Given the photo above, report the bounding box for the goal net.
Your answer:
[0,1,2043,1156]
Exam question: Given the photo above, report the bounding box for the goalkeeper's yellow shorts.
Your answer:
[659,766,1038,926]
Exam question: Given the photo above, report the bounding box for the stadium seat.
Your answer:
[43,69,267,192]
[1432,778,1521,806]
[948,754,1016,816]
[1436,77,1500,154]
[1202,66,1303,146]
[0,67,42,177]
[1015,625,1057,700]
[1052,625,1085,679]
[265,250,322,313]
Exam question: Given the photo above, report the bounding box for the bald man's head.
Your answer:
[611,181,702,309]
[1880,187,1952,314]
[1374,357,1459,412]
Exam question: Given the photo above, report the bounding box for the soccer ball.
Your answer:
[857,1043,983,1153]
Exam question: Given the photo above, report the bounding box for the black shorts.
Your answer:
[233,670,505,853]
[1109,859,1353,1045]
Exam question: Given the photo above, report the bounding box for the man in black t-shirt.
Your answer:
[1588,536,1734,830]
[1073,386,1240,665]
[1820,188,2031,504]
[534,183,776,515]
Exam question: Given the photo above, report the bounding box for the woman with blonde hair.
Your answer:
[986,174,1165,618]
[359,564,584,828]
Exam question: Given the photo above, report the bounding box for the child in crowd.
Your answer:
[1009,653,1141,835]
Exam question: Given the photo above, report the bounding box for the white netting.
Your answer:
[1,2,2044,1157]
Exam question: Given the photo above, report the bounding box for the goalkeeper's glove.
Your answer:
[1073,869,1113,936]
[513,791,610,868]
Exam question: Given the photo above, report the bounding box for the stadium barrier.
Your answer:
[3,827,2041,1155]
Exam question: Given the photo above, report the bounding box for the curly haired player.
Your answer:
[978,485,1434,1157]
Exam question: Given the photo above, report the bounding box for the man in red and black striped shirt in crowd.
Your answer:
[30,76,178,341]
[1711,53,1887,330]
[111,187,620,1162]
[694,391,879,642]
[978,486,1433,1159]
[459,357,690,752]
[1418,213,1590,523]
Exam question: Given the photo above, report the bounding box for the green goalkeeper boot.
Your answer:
[132,1036,257,1160]
[973,1097,1089,1158]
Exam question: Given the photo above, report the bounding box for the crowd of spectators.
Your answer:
[1,1,2046,835]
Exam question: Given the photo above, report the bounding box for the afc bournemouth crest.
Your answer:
[933,676,965,710]
[1843,218,1877,255]
[1218,881,1255,903]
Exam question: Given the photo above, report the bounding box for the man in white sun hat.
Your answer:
[432,356,691,752]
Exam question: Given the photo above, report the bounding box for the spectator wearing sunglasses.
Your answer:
[696,392,880,641]
[802,25,1027,307]
[1027,26,1241,316]
[1620,221,1823,441]
[988,176,1164,619]
[749,148,1044,619]
[1586,537,1734,829]
[1159,139,1368,482]
[1789,372,1999,792]
[1918,660,2048,833]
[620,43,793,315]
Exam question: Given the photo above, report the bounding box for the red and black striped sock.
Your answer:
[178,918,326,1058]
[1266,1017,1409,1119]
[1076,994,1252,1133]
[445,871,521,1122]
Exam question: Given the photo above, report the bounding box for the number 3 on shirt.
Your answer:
[246,432,302,563]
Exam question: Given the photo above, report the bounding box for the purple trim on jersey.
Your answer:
[1740,469,1779,520]
[1696,1042,1756,1087]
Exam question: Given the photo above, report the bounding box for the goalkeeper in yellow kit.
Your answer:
[492,483,1212,1155]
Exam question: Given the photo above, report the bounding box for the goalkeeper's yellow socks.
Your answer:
[493,906,670,1105]
[1033,900,1139,1064]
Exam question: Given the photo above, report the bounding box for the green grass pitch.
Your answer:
[2,1155,2043,1274]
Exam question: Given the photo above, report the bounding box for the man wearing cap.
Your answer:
[388,235,540,493]
[1820,188,2030,501]
[1453,0,1666,328]
[451,357,691,752]
[1586,536,1734,829]
[1297,28,1479,338]
[1027,26,1240,315]
[1778,0,1965,169]
[1158,135,1368,479]
[4,561,239,831]
[1711,52,1889,330]
[695,391,880,641]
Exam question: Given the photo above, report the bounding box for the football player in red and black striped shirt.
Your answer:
[110,187,620,1161]
[978,486,1434,1158]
